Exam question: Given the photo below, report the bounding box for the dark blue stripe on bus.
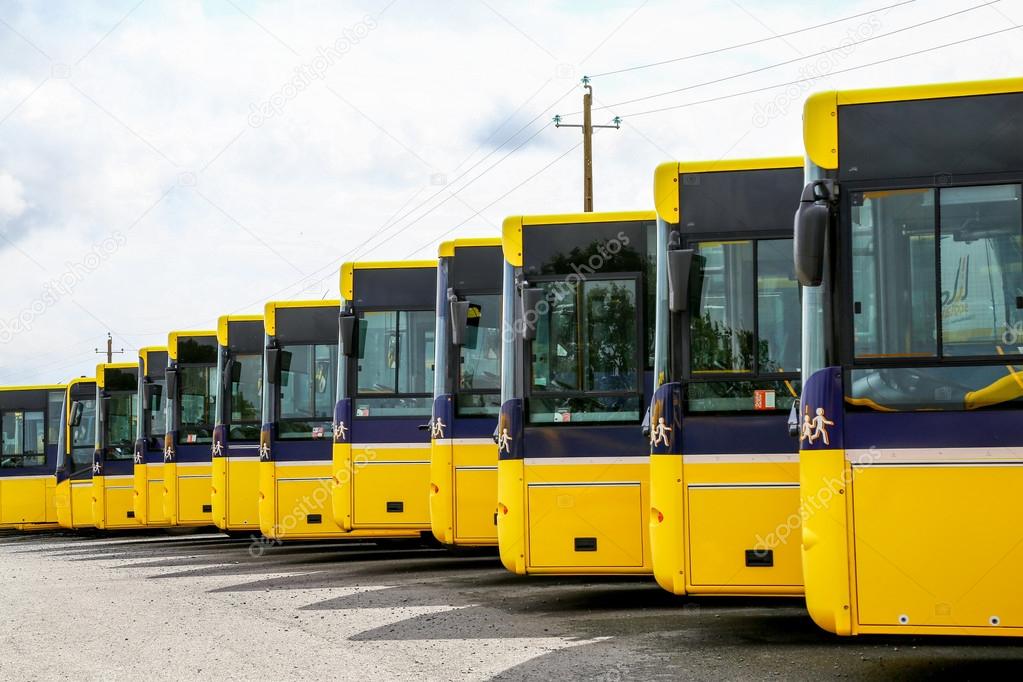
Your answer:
[270,439,332,462]
[517,424,647,459]
[845,410,1023,450]
[680,415,796,456]
[435,394,498,439]
[174,442,212,463]
[142,448,164,464]
[452,417,497,439]
[103,458,135,476]
[350,417,431,444]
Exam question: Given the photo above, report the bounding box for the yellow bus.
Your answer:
[133,347,170,525]
[332,262,437,538]
[496,211,656,575]
[92,362,146,529]
[648,158,805,596]
[210,315,264,534]
[163,330,218,526]
[794,77,1023,636]
[430,239,504,546]
[0,384,64,529]
[55,377,97,529]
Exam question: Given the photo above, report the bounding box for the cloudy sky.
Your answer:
[0,0,1020,385]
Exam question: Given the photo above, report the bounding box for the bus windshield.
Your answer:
[104,390,138,460]
[457,294,502,417]
[179,365,216,444]
[355,310,434,417]
[279,343,337,438]
[848,183,1023,410]
[529,277,642,423]
[686,238,800,413]
[229,352,262,440]
[71,398,96,472]
[145,378,167,446]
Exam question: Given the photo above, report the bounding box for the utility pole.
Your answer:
[554,76,621,212]
[95,333,125,364]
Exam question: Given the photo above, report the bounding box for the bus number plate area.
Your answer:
[852,464,1023,629]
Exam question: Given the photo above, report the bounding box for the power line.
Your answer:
[337,86,577,263]
[622,23,1020,119]
[218,86,581,313]
[571,0,1002,116]
[589,0,918,77]
[404,139,585,258]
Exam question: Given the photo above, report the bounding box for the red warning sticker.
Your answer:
[753,389,776,411]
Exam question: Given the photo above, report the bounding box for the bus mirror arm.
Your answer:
[338,313,357,357]
[794,181,836,287]
[70,401,84,428]
[165,368,179,400]
[667,249,696,313]
[520,287,545,341]
[144,381,163,411]
[449,289,471,347]
[265,347,281,377]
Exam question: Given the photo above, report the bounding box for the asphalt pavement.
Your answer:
[1,530,1020,680]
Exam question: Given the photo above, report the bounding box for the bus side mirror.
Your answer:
[520,287,545,342]
[667,249,695,313]
[266,347,281,377]
[450,297,471,347]
[787,402,800,439]
[144,382,163,411]
[70,401,84,428]
[339,314,357,357]
[229,358,242,383]
[165,368,179,400]
[794,182,832,287]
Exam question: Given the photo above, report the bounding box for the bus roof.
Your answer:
[339,261,436,301]
[438,237,501,258]
[653,158,801,224]
[216,314,263,347]
[0,383,66,392]
[263,299,340,337]
[96,362,137,388]
[804,76,1023,170]
[502,210,655,267]
[167,330,216,360]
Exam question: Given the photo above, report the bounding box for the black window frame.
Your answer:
[351,306,435,419]
[225,350,263,441]
[274,341,338,438]
[523,270,646,426]
[675,231,802,416]
[102,387,138,462]
[448,289,503,418]
[0,408,47,468]
[838,175,1023,372]
[176,362,217,445]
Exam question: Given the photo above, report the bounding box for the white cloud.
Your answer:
[0,0,1020,383]
[0,172,28,220]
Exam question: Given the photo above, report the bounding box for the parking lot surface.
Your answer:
[1,531,1021,680]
